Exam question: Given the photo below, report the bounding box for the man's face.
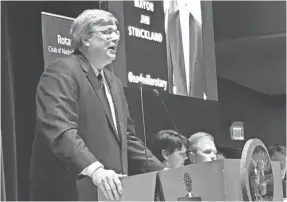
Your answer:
[166,145,187,168]
[190,136,217,163]
[271,152,286,179]
[87,23,120,65]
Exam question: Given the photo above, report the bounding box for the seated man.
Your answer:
[187,132,217,163]
[152,130,188,169]
[268,144,286,197]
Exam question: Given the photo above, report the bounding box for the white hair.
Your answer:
[70,9,118,49]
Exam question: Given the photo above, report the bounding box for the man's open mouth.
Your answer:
[108,46,116,51]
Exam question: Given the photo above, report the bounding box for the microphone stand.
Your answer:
[139,83,149,171]
[153,89,179,133]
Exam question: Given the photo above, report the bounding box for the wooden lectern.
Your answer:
[77,171,157,201]
[77,139,284,201]
[157,159,283,201]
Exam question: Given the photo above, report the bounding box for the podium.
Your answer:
[77,171,157,201]
[157,159,283,201]
[77,160,283,201]
[77,139,284,201]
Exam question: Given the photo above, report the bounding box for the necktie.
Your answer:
[98,73,118,134]
[97,73,103,87]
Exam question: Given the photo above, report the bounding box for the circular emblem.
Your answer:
[240,139,274,201]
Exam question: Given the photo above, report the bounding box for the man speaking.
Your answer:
[29,9,164,201]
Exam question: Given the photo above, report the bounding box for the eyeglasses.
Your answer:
[92,29,120,40]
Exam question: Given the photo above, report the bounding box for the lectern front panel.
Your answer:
[158,160,226,201]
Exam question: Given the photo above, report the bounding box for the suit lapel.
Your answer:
[176,11,187,92]
[73,50,120,142]
[104,69,123,142]
[188,13,198,97]
[168,11,187,95]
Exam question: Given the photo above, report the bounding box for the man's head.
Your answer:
[188,132,217,163]
[70,9,120,68]
[152,130,188,168]
[268,144,286,179]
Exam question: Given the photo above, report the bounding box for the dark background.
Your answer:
[2,1,285,200]
[123,1,168,91]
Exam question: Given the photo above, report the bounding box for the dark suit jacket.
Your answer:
[29,50,164,201]
[166,11,206,98]
[283,178,286,198]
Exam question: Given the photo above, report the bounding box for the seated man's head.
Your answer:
[152,130,188,169]
[268,144,286,179]
[188,132,217,163]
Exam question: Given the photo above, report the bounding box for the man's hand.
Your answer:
[91,167,127,200]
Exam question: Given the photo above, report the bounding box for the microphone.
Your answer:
[138,81,149,171]
[152,89,179,132]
